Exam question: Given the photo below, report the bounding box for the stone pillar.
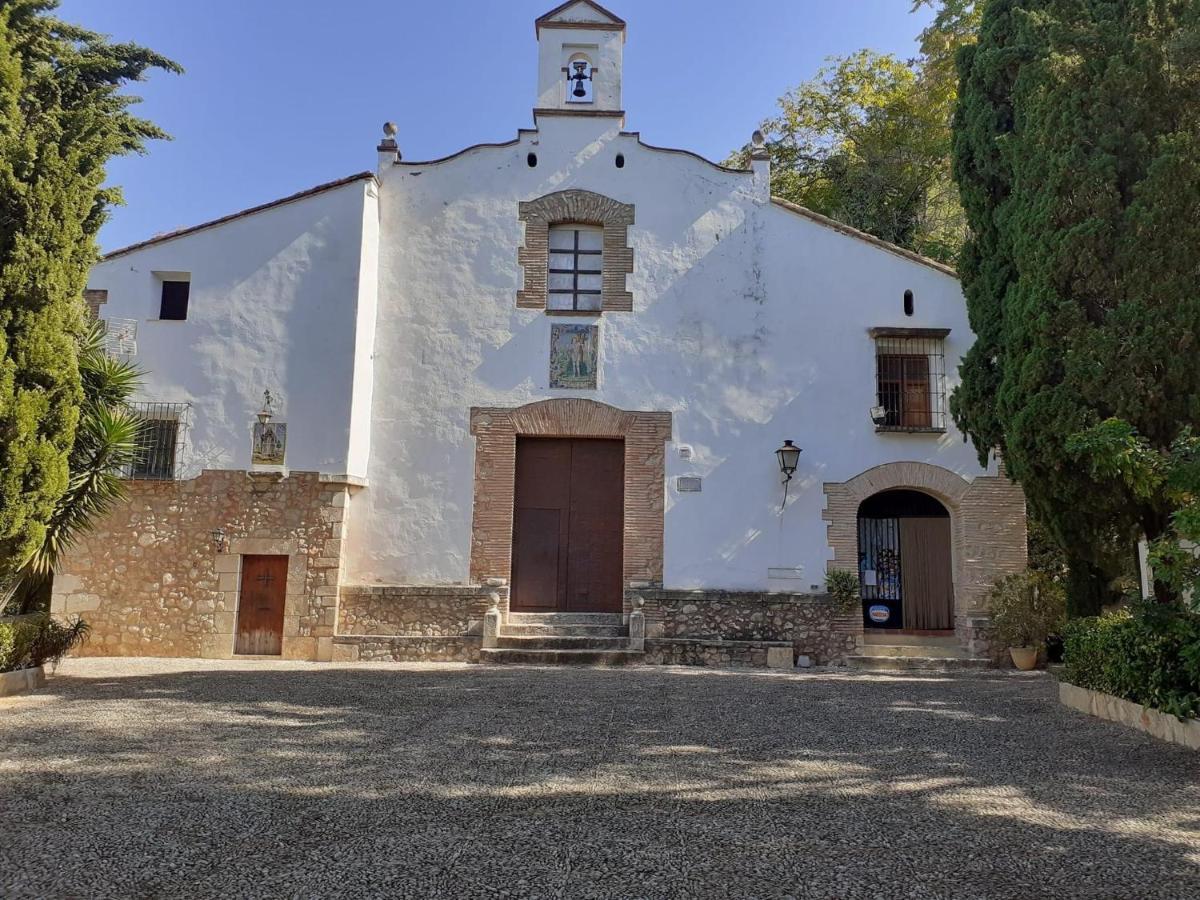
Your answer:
[482,594,502,649]
[628,595,645,652]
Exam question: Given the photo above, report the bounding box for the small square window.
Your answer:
[159,280,190,320]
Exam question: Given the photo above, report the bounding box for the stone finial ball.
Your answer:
[383,121,399,138]
[751,130,765,148]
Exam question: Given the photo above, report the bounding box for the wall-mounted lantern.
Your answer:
[775,439,802,511]
[257,389,275,425]
[870,404,888,426]
[776,440,802,481]
[210,528,227,553]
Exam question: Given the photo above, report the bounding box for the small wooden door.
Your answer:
[234,555,288,655]
[899,518,954,630]
[511,437,624,612]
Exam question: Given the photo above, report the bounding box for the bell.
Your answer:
[573,78,587,98]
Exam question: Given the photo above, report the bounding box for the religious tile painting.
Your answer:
[549,323,598,389]
[252,421,287,466]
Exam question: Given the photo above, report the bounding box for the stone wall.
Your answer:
[51,470,358,661]
[638,589,863,666]
[337,585,497,637]
[333,635,481,663]
[644,639,792,669]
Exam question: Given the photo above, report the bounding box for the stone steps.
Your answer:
[479,648,644,666]
[495,635,631,651]
[847,655,990,672]
[859,643,971,659]
[505,612,624,626]
[501,623,627,638]
[864,634,960,649]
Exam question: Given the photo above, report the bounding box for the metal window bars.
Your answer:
[874,334,947,431]
[123,402,191,480]
[548,225,604,311]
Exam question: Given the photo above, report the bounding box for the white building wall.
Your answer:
[344,116,993,590]
[87,178,373,478]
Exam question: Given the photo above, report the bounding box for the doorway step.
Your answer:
[848,633,988,671]
[480,613,644,666]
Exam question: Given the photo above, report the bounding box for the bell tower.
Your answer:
[534,1,625,117]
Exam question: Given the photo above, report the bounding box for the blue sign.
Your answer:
[868,605,891,624]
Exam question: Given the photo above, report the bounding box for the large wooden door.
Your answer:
[511,437,624,612]
[899,517,954,630]
[234,554,288,655]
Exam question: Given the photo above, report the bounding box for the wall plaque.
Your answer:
[549,323,598,389]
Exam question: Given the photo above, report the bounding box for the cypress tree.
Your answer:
[952,0,1200,609]
[0,1,177,581]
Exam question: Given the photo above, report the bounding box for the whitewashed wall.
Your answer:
[345,115,994,590]
[87,178,375,478]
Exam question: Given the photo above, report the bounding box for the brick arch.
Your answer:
[823,461,1028,649]
[469,399,671,609]
[517,189,635,311]
[823,462,969,581]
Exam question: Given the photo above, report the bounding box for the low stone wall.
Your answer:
[0,666,47,697]
[644,639,792,669]
[1060,681,1200,751]
[333,635,481,663]
[638,589,862,666]
[338,585,498,637]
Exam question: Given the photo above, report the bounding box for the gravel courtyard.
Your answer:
[2,659,1198,899]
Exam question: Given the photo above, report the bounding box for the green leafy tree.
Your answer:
[952,0,1200,611]
[4,321,144,614]
[1069,419,1200,607]
[0,1,177,582]
[731,4,981,263]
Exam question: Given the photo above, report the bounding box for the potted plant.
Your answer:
[986,571,1066,670]
[824,569,861,612]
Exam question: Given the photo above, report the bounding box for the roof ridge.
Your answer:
[102,172,376,261]
[769,196,958,278]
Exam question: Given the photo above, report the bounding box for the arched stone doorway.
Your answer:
[857,489,954,631]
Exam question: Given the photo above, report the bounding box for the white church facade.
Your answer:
[56,2,1027,668]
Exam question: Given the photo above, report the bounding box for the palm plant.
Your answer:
[3,321,144,614]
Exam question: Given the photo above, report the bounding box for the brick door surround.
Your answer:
[822,460,1027,640]
[469,399,671,613]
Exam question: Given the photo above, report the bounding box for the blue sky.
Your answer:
[57,1,935,253]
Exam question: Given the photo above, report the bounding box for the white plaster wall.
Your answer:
[86,179,373,477]
[347,184,380,475]
[346,116,994,590]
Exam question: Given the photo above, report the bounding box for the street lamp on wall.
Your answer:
[775,440,802,510]
[210,528,227,554]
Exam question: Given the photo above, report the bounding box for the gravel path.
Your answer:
[2,658,1198,899]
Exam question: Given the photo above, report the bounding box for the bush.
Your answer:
[825,569,861,612]
[0,614,90,673]
[987,571,1066,648]
[1063,605,1200,719]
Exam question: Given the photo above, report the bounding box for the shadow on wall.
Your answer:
[3,665,1199,896]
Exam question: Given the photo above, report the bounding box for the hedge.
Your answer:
[1062,606,1200,720]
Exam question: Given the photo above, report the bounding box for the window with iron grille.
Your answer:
[124,402,190,480]
[548,225,603,311]
[871,328,949,431]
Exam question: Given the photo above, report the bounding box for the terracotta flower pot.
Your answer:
[1009,646,1039,671]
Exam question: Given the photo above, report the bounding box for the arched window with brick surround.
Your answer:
[517,190,634,312]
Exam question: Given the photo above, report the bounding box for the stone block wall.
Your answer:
[337,585,498,637]
[51,470,358,661]
[638,589,863,666]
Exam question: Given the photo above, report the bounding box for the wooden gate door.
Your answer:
[234,554,288,655]
[899,518,954,630]
[510,437,624,612]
